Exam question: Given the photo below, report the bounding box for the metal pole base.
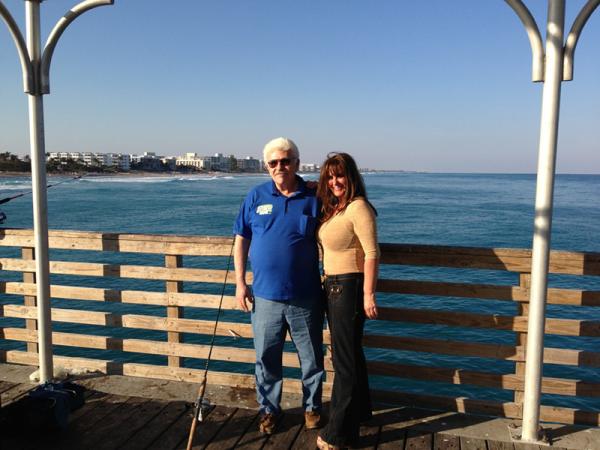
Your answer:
[509,422,552,446]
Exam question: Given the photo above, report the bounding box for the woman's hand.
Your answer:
[364,292,378,319]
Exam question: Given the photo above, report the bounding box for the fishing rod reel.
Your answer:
[194,397,212,422]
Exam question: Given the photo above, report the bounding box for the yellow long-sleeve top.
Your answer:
[318,197,380,275]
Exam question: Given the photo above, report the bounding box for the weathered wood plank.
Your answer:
[7,390,107,449]
[513,442,542,450]
[363,334,600,368]
[379,243,533,271]
[144,400,196,450]
[0,281,241,310]
[405,428,433,449]
[95,398,168,449]
[434,433,460,450]
[0,228,233,245]
[122,401,189,450]
[0,380,16,394]
[2,351,333,397]
[488,440,515,450]
[367,360,600,397]
[377,278,527,300]
[0,257,249,284]
[0,381,34,406]
[204,407,258,450]
[291,427,321,450]
[4,276,600,311]
[377,278,600,307]
[74,396,151,449]
[233,412,271,450]
[376,424,406,449]
[363,334,521,360]
[45,393,130,450]
[378,243,600,275]
[355,423,380,449]
[377,307,600,337]
[371,390,521,419]
[3,228,600,274]
[0,328,328,370]
[0,229,234,256]
[68,390,104,422]
[188,405,237,449]
[1,304,112,326]
[539,404,600,427]
[6,300,598,343]
[460,435,488,450]
[262,412,303,449]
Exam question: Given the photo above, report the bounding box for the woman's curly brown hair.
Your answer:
[317,152,375,223]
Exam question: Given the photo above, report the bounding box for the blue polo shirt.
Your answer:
[233,176,321,301]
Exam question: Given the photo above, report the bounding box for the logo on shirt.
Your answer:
[256,204,273,215]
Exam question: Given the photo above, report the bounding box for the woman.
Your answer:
[316,152,379,450]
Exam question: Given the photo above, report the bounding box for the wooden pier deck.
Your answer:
[1,364,599,450]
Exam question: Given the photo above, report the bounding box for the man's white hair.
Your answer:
[262,137,300,162]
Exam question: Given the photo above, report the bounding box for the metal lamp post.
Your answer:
[0,0,114,383]
[505,0,599,444]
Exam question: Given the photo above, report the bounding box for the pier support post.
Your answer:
[521,0,564,441]
[504,0,600,442]
[0,0,114,383]
[25,0,53,383]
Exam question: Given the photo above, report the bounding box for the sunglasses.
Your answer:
[267,157,296,169]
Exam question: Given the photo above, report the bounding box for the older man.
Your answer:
[233,137,324,434]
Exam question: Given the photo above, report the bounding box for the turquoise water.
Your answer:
[1,173,599,410]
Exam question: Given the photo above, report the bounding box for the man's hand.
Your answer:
[236,283,254,312]
[364,293,378,319]
[234,235,252,312]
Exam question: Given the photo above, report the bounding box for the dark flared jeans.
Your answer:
[320,273,372,447]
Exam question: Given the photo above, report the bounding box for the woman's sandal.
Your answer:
[316,435,340,450]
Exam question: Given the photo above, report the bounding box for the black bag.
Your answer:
[1,381,86,433]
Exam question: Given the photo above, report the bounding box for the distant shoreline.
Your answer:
[0,170,270,178]
[2,170,599,178]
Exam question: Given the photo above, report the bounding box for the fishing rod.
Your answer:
[186,234,236,450]
[0,175,82,223]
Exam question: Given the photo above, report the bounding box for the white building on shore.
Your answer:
[300,163,319,173]
[176,152,261,172]
[47,151,130,171]
[237,156,262,172]
[175,152,210,170]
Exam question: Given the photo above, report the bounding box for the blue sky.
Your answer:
[1,1,599,173]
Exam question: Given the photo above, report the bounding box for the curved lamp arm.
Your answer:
[504,0,545,82]
[563,0,600,81]
[41,0,114,94]
[0,1,34,93]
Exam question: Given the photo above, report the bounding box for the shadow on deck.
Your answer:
[1,364,597,450]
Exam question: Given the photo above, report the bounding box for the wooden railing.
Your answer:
[0,228,599,426]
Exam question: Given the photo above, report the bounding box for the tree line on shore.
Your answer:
[0,152,31,172]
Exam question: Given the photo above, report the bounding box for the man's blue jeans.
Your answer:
[251,295,324,414]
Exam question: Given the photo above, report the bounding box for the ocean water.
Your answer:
[1,172,599,411]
